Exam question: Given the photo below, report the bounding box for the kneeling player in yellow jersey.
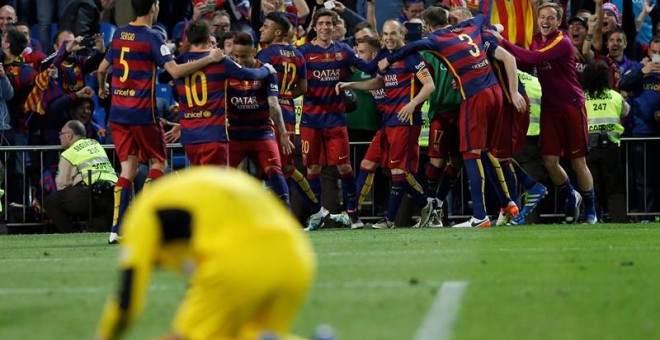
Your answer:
[96,167,316,340]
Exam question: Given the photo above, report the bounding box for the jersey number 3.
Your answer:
[458,34,481,58]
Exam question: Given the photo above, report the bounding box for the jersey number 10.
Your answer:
[184,71,209,107]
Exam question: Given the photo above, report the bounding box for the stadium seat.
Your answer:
[171,21,185,42]
[30,23,58,46]
[99,22,117,46]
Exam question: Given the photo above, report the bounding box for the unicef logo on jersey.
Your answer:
[113,88,136,97]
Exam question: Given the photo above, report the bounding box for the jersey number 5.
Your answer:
[458,34,481,58]
[119,47,130,82]
[184,71,208,107]
[280,62,297,96]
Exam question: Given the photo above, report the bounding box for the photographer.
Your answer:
[43,120,117,233]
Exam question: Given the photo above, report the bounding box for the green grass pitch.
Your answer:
[1,224,659,340]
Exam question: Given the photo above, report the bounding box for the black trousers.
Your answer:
[43,184,113,233]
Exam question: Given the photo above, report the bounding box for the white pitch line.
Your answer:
[415,280,469,340]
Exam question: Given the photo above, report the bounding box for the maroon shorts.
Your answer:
[427,112,460,159]
[540,104,589,159]
[490,103,514,159]
[300,125,350,167]
[382,125,421,173]
[184,142,228,166]
[275,123,296,170]
[229,139,282,176]
[459,85,502,152]
[363,129,382,164]
[110,122,166,162]
[512,96,531,154]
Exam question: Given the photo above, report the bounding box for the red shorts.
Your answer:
[275,123,296,170]
[540,104,588,159]
[427,112,460,159]
[110,122,166,162]
[459,85,502,152]
[490,103,514,159]
[512,96,531,154]
[184,142,228,166]
[363,129,382,164]
[382,125,421,173]
[229,139,282,176]
[300,125,350,167]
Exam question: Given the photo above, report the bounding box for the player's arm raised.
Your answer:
[380,38,435,71]
[336,76,384,93]
[163,48,225,79]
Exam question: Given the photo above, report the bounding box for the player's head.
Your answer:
[132,0,159,21]
[260,12,291,45]
[422,5,449,30]
[186,20,211,47]
[382,20,404,51]
[211,10,231,36]
[231,32,256,67]
[581,60,611,98]
[402,0,425,21]
[648,34,660,58]
[313,8,337,43]
[606,28,627,60]
[353,22,376,44]
[333,17,347,41]
[0,5,16,32]
[448,6,472,26]
[537,2,562,38]
[356,36,381,62]
[53,29,74,50]
[2,25,27,57]
[59,120,86,148]
[13,22,30,43]
[72,98,95,124]
[219,31,235,54]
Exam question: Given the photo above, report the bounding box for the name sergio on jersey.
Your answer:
[231,96,260,110]
[312,69,341,82]
[120,32,135,41]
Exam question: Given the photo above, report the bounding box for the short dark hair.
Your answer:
[581,60,611,98]
[66,120,87,138]
[352,21,374,35]
[423,6,449,28]
[312,8,337,28]
[650,33,660,45]
[219,31,236,46]
[359,36,381,51]
[132,0,157,17]
[233,31,254,47]
[403,0,423,9]
[265,12,292,35]
[606,27,627,44]
[186,20,210,45]
[53,29,74,46]
[4,26,28,56]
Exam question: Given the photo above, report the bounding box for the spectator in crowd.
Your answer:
[0,4,16,32]
[333,16,347,42]
[619,34,660,215]
[583,25,636,92]
[15,22,45,70]
[43,85,98,146]
[588,0,621,57]
[58,0,110,39]
[397,0,424,23]
[582,60,629,222]
[0,57,13,203]
[43,119,117,233]
[219,30,235,53]
[95,167,315,340]
[210,10,232,38]
[568,16,589,76]
[36,0,74,49]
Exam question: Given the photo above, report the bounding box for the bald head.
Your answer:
[0,5,16,32]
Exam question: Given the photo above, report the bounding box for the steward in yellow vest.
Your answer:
[43,120,118,233]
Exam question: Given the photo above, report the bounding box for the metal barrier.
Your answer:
[1,137,658,229]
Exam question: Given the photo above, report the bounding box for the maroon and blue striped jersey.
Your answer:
[256,43,306,126]
[174,52,272,145]
[297,40,367,128]
[376,51,429,127]
[387,14,497,100]
[104,23,174,125]
[226,61,280,141]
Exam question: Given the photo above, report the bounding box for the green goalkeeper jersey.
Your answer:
[420,51,463,119]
